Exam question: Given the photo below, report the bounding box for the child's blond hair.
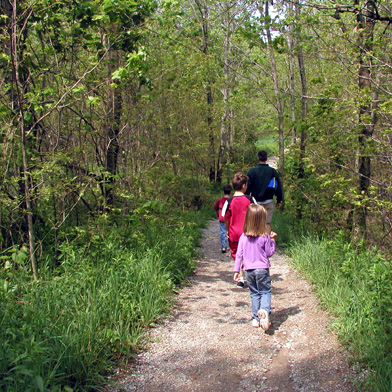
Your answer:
[243,204,268,237]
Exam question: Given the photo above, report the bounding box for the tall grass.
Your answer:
[0,208,210,391]
[256,133,279,157]
[287,234,392,392]
[271,209,308,248]
[0,250,173,391]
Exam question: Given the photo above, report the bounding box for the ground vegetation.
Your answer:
[1,0,392,390]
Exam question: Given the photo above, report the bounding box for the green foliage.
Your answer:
[0,206,208,391]
[256,133,279,157]
[270,209,308,248]
[288,234,392,391]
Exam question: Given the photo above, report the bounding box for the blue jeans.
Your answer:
[219,221,227,250]
[245,268,271,320]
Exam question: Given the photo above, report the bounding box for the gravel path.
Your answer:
[107,221,357,392]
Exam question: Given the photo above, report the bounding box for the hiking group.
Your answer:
[213,150,283,332]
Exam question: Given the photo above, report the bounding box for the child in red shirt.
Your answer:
[221,173,256,287]
[213,184,232,253]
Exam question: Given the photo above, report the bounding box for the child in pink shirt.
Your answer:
[233,204,277,331]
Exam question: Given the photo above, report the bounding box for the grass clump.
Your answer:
[256,133,279,157]
[0,249,174,391]
[287,233,392,392]
[0,207,210,391]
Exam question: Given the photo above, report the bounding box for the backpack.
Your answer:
[268,177,278,191]
[221,194,256,218]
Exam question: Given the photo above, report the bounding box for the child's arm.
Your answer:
[224,216,230,232]
[213,200,219,217]
[233,236,244,281]
[264,232,277,257]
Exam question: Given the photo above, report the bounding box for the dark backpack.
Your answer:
[221,194,256,217]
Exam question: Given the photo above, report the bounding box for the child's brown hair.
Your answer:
[232,172,248,191]
[243,204,268,237]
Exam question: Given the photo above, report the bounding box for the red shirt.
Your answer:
[213,196,229,222]
[222,195,252,243]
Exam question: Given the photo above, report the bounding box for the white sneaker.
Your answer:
[252,319,260,328]
[258,309,271,332]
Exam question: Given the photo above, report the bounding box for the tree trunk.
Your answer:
[106,50,122,207]
[296,3,308,220]
[193,0,216,182]
[207,84,216,182]
[10,0,38,279]
[352,0,376,241]
[263,1,285,176]
[217,2,233,185]
[286,9,297,145]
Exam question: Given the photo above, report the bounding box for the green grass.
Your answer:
[286,233,392,392]
[0,207,210,391]
[0,250,174,391]
[270,209,307,248]
[256,133,279,157]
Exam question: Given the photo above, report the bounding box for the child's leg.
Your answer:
[232,243,245,287]
[244,269,261,321]
[229,240,238,260]
[257,269,271,314]
[219,221,227,250]
[256,269,272,331]
[237,263,245,287]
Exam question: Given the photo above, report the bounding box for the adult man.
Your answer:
[245,150,283,234]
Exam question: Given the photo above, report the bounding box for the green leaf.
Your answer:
[24,111,33,125]
[34,375,44,392]
[86,96,102,105]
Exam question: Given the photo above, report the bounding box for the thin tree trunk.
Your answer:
[286,2,297,144]
[296,47,307,219]
[193,0,216,182]
[106,50,122,207]
[352,0,375,240]
[218,2,232,185]
[10,0,38,279]
[262,1,285,176]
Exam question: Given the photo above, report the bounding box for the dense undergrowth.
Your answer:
[0,204,213,392]
[273,211,392,392]
[3,178,392,392]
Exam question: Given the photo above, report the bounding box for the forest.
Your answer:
[1,0,392,391]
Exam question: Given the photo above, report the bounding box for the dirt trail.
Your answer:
[107,221,356,392]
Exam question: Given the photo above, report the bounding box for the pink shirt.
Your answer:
[233,233,276,272]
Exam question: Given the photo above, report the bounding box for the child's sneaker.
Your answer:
[221,248,227,253]
[252,319,260,328]
[236,277,245,288]
[258,309,271,332]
